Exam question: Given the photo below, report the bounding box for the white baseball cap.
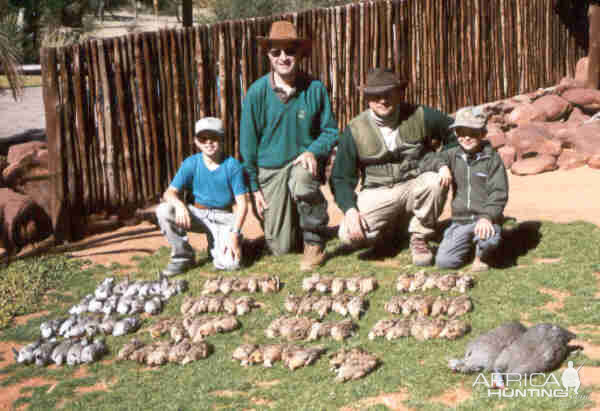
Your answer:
[194,117,224,137]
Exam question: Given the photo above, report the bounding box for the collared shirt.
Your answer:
[369,108,401,151]
[269,72,297,103]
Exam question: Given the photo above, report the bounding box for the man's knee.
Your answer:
[291,166,322,201]
[435,252,464,269]
[156,202,173,221]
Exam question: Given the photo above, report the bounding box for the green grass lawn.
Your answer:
[0,75,42,89]
[1,221,598,410]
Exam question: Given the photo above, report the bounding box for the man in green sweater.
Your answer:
[240,21,338,271]
[330,68,454,266]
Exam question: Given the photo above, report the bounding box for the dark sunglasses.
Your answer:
[268,48,298,57]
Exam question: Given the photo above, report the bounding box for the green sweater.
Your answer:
[330,105,454,213]
[240,73,339,192]
[422,142,508,223]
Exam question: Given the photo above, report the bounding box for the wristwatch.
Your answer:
[230,227,242,236]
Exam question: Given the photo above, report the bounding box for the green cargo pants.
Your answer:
[258,162,329,256]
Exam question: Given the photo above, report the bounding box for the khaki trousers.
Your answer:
[339,172,447,246]
[259,162,328,256]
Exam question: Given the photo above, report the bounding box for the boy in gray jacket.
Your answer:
[427,106,509,271]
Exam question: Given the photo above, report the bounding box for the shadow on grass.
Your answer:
[492,220,543,268]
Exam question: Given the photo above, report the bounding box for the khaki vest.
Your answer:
[348,107,427,188]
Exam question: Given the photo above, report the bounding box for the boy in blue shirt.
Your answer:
[156,117,249,275]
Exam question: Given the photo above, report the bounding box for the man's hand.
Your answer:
[474,217,494,240]
[252,190,268,218]
[226,232,242,262]
[344,208,368,242]
[174,203,191,230]
[293,151,318,177]
[438,165,452,187]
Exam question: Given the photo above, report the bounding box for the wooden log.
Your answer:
[125,34,147,202]
[218,25,227,150]
[159,29,176,183]
[41,48,70,241]
[386,0,392,70]
[82,41,98,211]
[195,27,207,119]
[97,39,120,209]
[134,33,154,200]
[184,27,195,155]
[72,44,92,214]
[143,32,162,197]
[359,2,365,111]
[230,21,241,158]
[112,37,135,206]
[345,5,352,125]
[170,30,183,170]
[585,4,600,89]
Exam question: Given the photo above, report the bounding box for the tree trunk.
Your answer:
[182,0,193,27]
[586,4,600,88]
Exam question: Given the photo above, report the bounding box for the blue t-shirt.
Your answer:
[170,153,248,208]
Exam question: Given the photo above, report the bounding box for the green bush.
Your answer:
[0,256,86,328]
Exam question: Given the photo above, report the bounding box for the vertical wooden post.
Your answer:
[41,47,70,241]
[586,4,600,89]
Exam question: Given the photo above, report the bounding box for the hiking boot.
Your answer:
[471,256,489,272]
[410,235,433,266]
[300,243,326,272]
[161,258,195,277]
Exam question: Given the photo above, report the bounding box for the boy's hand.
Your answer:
[474,217,494,240]
[438,165,452,187]
[345,208,368,242]
[175,204,191,230]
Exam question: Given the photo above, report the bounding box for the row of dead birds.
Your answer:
[69,276,188,317]
[384,295,473,318]
[13,337,108,366]
[302,274,377,295]
[369,317,470,341]
[448,321,577,387]
[202,276,281,295]
[396,271,474,293]
[265,316,356,341]
[146,315,240,343]
[41,314,140,340]
[284,294,365,319]
[232,344,378,382]
[180,296,259,316]
[117,338,212,366]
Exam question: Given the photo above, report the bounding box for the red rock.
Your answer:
[556,77,587,94]
[567,107,590,125]
[527,121,572,141]
[484,125,506,149]
[6,141,47,165]
[561,88,600,113]
[511,155,558,175]
[557,150,589,170]
[588,154,600,169]
[506,125,562,159]
[506,103,546,125]
[531,95,571,121]
[575,57,588,83]
[554,123,600,156]
[498,145,516,170]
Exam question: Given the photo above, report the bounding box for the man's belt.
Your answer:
[194,202,233,213]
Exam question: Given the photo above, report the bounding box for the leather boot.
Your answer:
[300,242,326,271]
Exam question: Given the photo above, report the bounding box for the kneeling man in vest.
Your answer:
[330,68,453,266]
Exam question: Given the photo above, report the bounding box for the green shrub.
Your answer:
[0,256,86,329]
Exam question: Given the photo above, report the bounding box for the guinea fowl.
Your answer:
[448,321,527,373]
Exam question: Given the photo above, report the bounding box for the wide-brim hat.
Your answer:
[257,21,312,57]
[361,68,409,94]
[450,106,488,130]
